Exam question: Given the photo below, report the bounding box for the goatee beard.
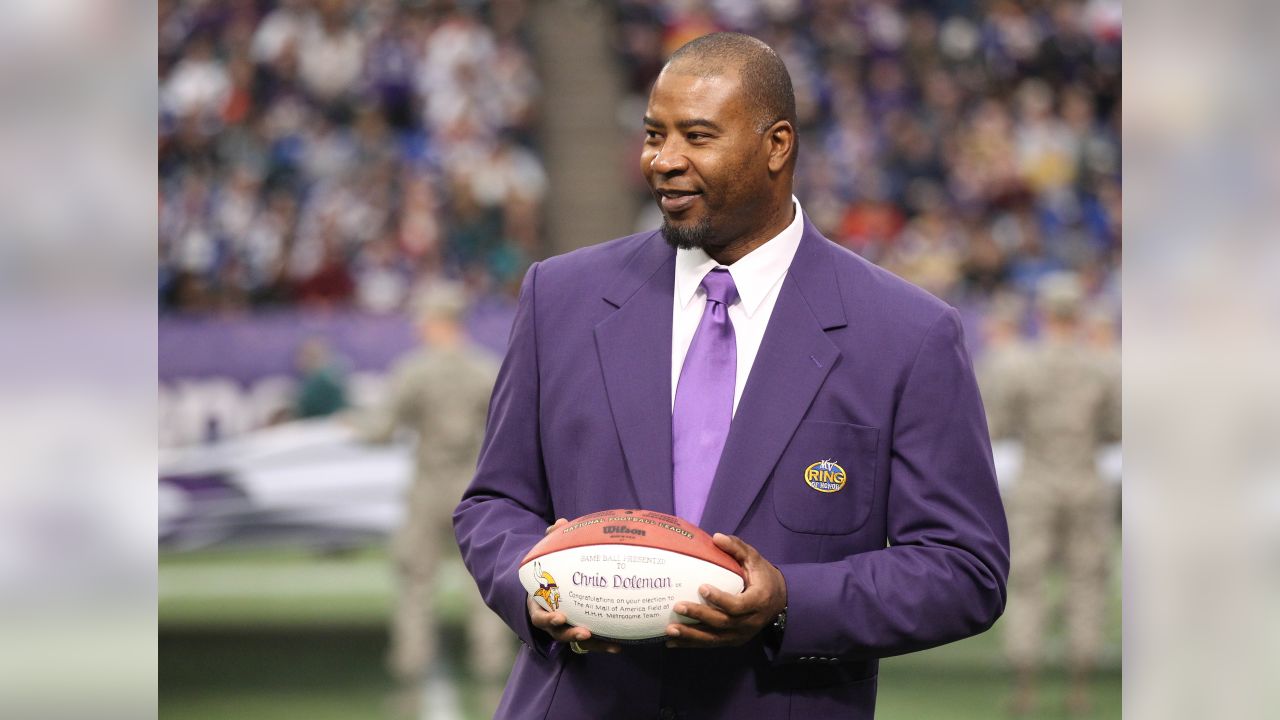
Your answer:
[660,216,714,251]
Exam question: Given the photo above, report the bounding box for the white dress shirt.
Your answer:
[671,197,805,416]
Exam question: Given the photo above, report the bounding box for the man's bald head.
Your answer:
[664,32,797,135]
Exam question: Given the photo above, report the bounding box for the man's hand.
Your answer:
[664,533,787,648]
[527,518,621,654]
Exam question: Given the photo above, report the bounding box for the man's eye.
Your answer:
[644,130,661,140]
[686,133,709,142]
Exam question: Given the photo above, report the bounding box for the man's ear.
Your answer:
[765,120,796,174]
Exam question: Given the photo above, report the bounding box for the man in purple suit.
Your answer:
[455,33,1009,719]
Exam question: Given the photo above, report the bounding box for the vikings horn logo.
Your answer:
[532,562,561,611]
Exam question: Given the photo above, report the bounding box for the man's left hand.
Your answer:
[664,533,787,648]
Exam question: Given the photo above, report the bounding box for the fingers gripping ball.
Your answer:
[519,509,746,642]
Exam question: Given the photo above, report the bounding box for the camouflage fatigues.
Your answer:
[982,337,1121,669]
[361,344,513,687]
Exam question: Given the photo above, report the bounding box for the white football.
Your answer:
[518,509,746,642]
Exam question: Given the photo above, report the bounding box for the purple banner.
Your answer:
[159,298,517,383]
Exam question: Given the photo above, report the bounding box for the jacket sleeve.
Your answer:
[774,308,1011,662]
[453,261,560,658]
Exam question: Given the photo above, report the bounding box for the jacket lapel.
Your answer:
[594,233,677,514]
[699,220,848,535]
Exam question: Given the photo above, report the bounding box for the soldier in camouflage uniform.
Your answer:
[976,292,1031,397]
[358,282,513,717]
[981,273,1121,716]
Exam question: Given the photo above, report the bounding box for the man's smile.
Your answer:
[656,187,703,213]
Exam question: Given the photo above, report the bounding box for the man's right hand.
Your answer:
[527,518,621,654]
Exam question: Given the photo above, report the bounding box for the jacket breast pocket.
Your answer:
[772,420,879,535]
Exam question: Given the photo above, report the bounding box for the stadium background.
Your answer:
[158,0,1121,718]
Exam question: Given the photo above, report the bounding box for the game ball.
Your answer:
[518,509,747,642]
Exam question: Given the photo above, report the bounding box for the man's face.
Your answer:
[641,67,770,252]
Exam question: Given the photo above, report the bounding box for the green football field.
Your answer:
[160,545,1120,719]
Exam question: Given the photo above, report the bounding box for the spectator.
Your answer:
[354,235,413,314]
[159,0,544,315]
[293,337,349,418]
[162,33,230,119]
[296,0,365,105]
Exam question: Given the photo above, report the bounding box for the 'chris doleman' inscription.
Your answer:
[573,572,673,589]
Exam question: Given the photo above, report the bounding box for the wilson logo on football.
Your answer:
[804,459,847,493]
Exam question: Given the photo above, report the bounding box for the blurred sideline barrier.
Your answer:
[159,416,1120,554]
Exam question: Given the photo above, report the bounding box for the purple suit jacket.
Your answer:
[454,217,1009,719]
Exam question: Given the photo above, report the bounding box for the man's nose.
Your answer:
[650,145,689,174]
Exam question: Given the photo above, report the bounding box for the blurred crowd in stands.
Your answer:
[161,0,1120,340]
[160,0,543,313]
[617,0,1121,330]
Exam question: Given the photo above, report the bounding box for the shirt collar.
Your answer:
[675,196,805,318]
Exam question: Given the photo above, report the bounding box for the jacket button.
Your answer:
[659,707,677,720]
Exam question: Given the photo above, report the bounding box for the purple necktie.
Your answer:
[672,268,738,525]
